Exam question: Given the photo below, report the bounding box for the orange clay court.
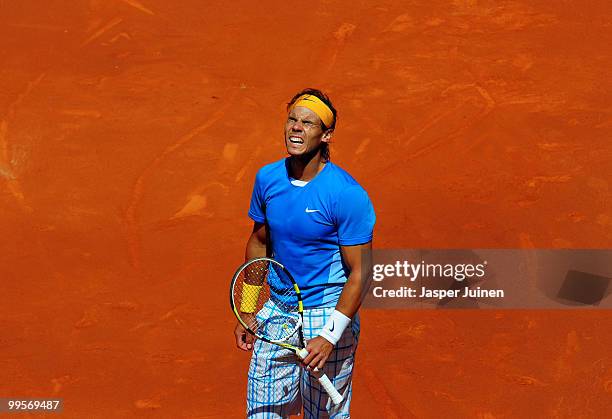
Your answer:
[1,1,611,417]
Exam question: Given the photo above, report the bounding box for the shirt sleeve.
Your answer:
[248,171,266,223]
[336,185,376,245]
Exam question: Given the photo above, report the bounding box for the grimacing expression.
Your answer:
[284,106,332,157]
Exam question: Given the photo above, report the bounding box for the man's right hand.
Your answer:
[234,321,255,351]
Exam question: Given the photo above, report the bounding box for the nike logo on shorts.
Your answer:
[305,208,320,213]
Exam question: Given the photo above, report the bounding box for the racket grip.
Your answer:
[316,371,343,405]
[296,348,344,405]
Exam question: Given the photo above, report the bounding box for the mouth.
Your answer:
[288,136,304,144]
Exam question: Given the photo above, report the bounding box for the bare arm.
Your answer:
[245,222,269,261]
[303,241,373,369]
[234,222,269,351]
[335,241,372,318]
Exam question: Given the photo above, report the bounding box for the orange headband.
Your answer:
[289,94,334,128]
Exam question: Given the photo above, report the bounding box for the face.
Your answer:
[284,106,332,157]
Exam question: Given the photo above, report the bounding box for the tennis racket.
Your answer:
[230,257,344,405]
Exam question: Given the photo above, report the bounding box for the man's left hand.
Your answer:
[302,336,334,370]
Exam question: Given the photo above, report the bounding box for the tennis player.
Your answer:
[234,88,376,418]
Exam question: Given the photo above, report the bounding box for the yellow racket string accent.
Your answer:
[240,283,263,313]
[289,94,334,128]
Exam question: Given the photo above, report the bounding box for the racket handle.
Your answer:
[315,371,344,405]
[296,348,344,405]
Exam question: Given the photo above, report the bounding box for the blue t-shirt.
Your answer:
[248,158,376,308]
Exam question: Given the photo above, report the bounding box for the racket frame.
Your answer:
[230,257,306,351]
[230,256,344,405]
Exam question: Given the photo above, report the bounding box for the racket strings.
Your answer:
[233,259,301,343]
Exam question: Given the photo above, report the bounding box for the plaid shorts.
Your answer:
[246,304,360,418]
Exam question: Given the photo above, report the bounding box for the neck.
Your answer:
[289,150,327,181]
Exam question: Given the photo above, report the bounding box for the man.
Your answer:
[234,88,376,418]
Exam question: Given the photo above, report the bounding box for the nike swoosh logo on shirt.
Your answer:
[305,208,320,213]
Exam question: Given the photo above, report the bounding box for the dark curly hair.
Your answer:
[287,88,337,161]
